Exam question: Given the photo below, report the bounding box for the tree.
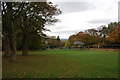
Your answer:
[46,38,61,48]
[69,34,76,46]
[2,2,61,59]
[2,36,10,57]
[98,25,108,39]
[17,2,61,55]
[69,22,119,48]
[2,2,26,61]
[85,29,101,44]
[107,22,117,34]
[85,29,99,37]
[107,22,120,44]
[69,31,100,46]
[65,40,70,48]
[97,22,117,43]
[56,36,60,41]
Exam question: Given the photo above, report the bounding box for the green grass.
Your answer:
[2,49,118,78]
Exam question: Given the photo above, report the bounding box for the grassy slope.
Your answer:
[2,49,118,78]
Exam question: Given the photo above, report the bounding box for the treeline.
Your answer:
[2,2,61,61]
[69,22,120,48]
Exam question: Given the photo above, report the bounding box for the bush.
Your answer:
[39,44,48,50]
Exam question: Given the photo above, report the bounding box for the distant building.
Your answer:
[46,36,56,39]
[45,36,61,48]
[50,36,56,39]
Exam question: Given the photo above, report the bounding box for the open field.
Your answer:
[2,49,118,78]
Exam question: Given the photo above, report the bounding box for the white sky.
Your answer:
[45,0,119,39]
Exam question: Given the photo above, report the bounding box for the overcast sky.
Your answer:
[45,0,119,39]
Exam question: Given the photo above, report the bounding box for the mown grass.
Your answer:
[2,49,118,78]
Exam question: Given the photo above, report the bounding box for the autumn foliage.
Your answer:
[69,22,120,48]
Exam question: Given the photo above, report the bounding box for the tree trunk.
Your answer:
[9,33,16,61]
[8,2,17,61]
[22,32,29,56]
[3,36,10,57]
[2,2,17,61]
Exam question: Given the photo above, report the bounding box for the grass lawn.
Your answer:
[2,49,118,78]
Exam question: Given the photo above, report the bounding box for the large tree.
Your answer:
[15,2,61,55]
[2,2,26,61]
[106,22,120,44]
[69,31,100,46]
[2,2,61,59]
[65,40,70,48]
